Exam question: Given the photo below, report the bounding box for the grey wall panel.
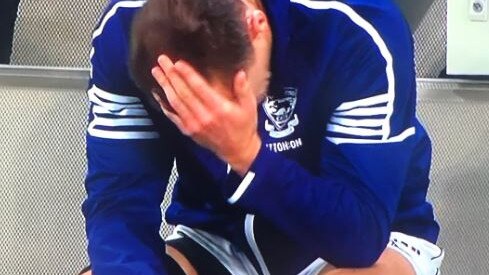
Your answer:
[10,0,106,67]
[0,70,175,274]
[9,0,448,77]
[2,68,488,274]
[413,0,447,78]
[0,85,89,274]
[417,81,489,275]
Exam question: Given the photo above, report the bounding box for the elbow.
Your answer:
[317,206,390,268]
[344,231,388,268]
[330,228,388,268]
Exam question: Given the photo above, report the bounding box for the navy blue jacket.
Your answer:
[83,0,440,273]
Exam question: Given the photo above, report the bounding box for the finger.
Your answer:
[153,91,188,133]
[152,66,198,129]
[151,88,171,110]
[162,106,191,136]
[151,89,172,112]
[173,60,225,107]
[157,57,210,122]
[157,54,175,75]
[151,89,191,135]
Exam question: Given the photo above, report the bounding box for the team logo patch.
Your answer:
[262,87,300,138]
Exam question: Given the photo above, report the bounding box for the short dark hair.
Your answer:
[129,0,252,95]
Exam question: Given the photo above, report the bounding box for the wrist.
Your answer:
[227,134,262,176]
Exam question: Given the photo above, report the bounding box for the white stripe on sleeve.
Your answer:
[90,85,141,104]
[87,85,160,140]
[330,116,384,128]
[92,105,149,116]
[92,117,154,127]
[327,124,383,137]
[327,127,415,145]
[291,0,395,140]
[333,106,388,117]
[336,93,389,111]
[87,128,160,140]
[88,88,145,112]
[228,172,256,204]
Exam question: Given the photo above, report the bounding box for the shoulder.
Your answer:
[289,0,414,83]
[289,1,417,141]
[289,0,410,46]
[90,0,147,94]
[91,0,146,51]
[289,0,405,23]
[93,0,146,34]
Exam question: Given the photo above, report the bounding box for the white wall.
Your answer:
[447,0,489,75]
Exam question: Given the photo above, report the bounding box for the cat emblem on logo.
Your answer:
[262,87,299,138]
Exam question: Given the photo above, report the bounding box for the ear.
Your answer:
[247,9,269,39]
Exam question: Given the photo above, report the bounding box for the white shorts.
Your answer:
[300,232,445,275]
[166,226,444,275]
[166,225,260,275]
[388,232,444,275]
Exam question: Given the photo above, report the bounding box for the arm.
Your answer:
[150,1,419,268]
[83,2,175,273]
[222,3,418,267]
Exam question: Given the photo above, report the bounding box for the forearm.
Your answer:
[223,145,393,267]
[83,137,174,274]
[83,170,169,274]
[84,208,167,274]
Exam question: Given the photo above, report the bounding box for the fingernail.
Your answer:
[152,91,161,102]
[158,55,165,63]
[161,107,170,117]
